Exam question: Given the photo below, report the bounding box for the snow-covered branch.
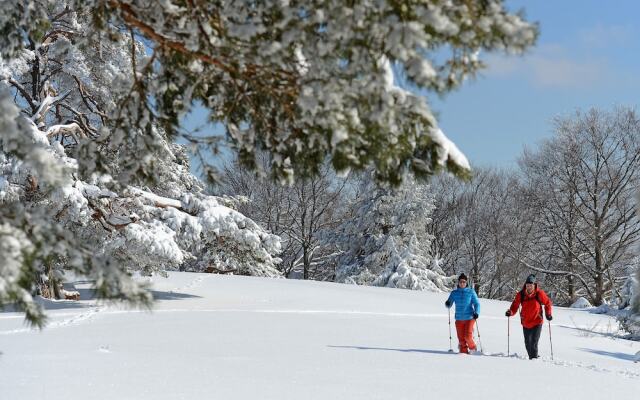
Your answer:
[31,88,71,125]
[46,122,84,139]
[5,77,36,111]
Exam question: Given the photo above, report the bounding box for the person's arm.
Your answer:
[507,292,521,316]
[540,290,553,319]
[472,290,480,316]
[445,291,455,308]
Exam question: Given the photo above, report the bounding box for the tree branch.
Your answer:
[5,77,37,112]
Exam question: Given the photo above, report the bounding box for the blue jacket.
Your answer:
[446,287,480,321]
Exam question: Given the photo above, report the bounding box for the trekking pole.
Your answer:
[507,316,510,357]
[475,320,483,354]
[548,322,554,361]
[448,308,453,352]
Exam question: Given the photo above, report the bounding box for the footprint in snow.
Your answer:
[98,345,111,354]
[170,276,205,293]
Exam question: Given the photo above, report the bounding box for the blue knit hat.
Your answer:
[525,274,536,284]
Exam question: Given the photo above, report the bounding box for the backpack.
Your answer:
[520,288,544,317]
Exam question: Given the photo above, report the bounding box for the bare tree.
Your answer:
[427,174,465,272]
[429,168,524,297]
[220,155,349,279]
[518,131,584,304]
[518,108,640,305]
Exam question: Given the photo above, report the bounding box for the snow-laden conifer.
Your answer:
[619,264,640,339]
[334,176,454,291]
[1,0,538,325]
[0,4,280,326]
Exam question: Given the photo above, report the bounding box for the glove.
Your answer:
[505,310,511,317]
[546,314,553,321]
[445,300,451,308]
[473,313,479,320]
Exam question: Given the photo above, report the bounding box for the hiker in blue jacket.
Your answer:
[445,273,481,354]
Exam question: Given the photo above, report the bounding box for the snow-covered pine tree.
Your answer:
[0,3,281,326]
[617,261,639,310]
[2,0,538,183]
[619,261,640,339]
[1,1,538,325]
[334,175,454,291]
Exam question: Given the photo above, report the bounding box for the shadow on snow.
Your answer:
[327,345,460,356]
[150,290,201,301]
[327,345,529,360]
[577,348,638,362]
[1,286,200,314]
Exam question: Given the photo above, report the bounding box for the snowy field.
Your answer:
[1,272,639,399]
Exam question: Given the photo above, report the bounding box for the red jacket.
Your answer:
[508,285,553,329]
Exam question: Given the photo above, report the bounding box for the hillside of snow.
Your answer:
[1,273,639,399]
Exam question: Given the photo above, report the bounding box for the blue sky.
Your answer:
[431,0,640,168]
[183,1,640,172]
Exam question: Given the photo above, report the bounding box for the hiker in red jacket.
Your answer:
[505,274,553,359]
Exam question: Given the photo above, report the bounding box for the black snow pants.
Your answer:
[523,324,542,359]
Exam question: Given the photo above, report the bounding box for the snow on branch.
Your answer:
[129,187,184,210]
[431,128,471,172]
[31,87,71,125]
[46,122,84,138]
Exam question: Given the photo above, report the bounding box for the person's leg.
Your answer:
[530,324,543,358]
[523,327,534,358]
[465,320,477,351]
[455,320,468,353]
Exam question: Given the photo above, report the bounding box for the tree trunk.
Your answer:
[566,275,575,304]
[303,245,310,280]
[566,215,576,304]
[594,209,605,305]
[472,265,480,294]
[594,271,604,306]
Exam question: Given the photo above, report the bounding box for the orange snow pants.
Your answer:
[455,320,477,354]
